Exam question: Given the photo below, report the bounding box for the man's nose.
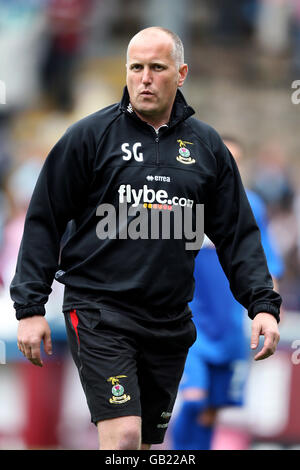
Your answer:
[142,67,152,84]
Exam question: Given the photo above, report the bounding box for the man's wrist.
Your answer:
[253,312,278,322]
[15,305,46,320]
[248,303,280,323]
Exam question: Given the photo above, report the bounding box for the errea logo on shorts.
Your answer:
[121,142,143,162]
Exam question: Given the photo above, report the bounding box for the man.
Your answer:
[172,137,284,450]
[11,27,281,450]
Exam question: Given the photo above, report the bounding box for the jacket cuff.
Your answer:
[248,303,280,323]
[15,305,46,320]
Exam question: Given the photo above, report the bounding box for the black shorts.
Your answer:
[64,306,197,444]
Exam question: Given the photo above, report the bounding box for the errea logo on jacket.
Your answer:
[121,142,143,162]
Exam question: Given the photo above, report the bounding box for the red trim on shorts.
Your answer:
[70,309,80,344]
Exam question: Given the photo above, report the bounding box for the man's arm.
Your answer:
[10,123,93,319]
[11,123,94,365]
[204,134,282,358]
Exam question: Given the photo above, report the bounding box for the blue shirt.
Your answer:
[189,190,284,363]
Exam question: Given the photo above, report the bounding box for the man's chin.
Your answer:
[134,105,159,118]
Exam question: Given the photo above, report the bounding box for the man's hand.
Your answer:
[251,312,280,361]
[17,316,52,367]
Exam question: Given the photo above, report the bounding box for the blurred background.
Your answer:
[0,0,299,450]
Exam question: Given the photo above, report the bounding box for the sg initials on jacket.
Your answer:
[121,142,143,162]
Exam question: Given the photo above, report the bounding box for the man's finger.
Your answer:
[17,342,25,355]
[254,347,274,361]
[273,331,280,348]
[43,331,53,356]
[250,324,261,350]
[30,342,43,366]
[29,357,43,367]
[23,343,33,360]
[254,335,276,361]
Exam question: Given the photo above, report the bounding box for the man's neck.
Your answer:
[132,107,170,131]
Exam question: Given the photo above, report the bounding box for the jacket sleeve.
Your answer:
[204,135,282,322]
[10,123,94,320]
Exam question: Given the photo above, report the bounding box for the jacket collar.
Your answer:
[119,86,195,128]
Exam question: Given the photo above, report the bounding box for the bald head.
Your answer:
[127,27,185,69]
[126,26,188,128]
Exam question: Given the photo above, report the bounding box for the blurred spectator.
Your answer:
[213,0,259,42]
[40,0,93,112]
[290,0,300,75]
[0,158,44,291]
[256,0,290,54]
[0,0,46,111]
[0,119,12,288]
[251,141,295,212]
[143,0,192,59]
[0,122,12,187]
[250,140,299,311]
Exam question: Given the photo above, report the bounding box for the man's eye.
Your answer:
[131,64,142,71]
[154,64,164,70]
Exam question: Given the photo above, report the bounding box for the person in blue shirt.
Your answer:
[172,136,284,450]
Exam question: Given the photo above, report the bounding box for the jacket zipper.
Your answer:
[153,125,167,166]
[125,108,167,166]
[155,134,159,165]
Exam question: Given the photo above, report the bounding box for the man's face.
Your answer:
[126,31,188,125]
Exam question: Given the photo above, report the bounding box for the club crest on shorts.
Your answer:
[176,139,195,165]
[107,375,131,404]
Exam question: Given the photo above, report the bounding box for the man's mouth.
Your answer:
[140,90,154,96]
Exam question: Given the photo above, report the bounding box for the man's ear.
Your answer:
[178,64,188,88]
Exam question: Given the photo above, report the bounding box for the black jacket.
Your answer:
[10,87,282,323]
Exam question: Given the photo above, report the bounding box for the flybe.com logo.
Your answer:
[0,80,6,105]
[118,184,194,208]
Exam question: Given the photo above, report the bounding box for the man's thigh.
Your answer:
[64,309,142,424]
